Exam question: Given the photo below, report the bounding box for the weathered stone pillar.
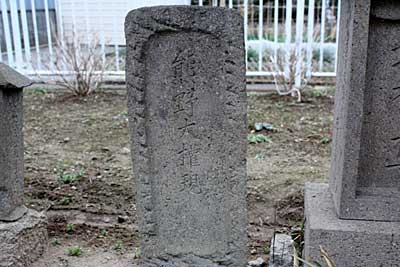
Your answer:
[125,6,247,267]
[304,1,400,266]
[0,63,47,267]
[0,64,29,222]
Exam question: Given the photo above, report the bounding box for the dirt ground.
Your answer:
[24,87,334,266]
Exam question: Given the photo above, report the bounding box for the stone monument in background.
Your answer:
[0,63,47,267]
[125,6,247,267]
[304,1,400,266]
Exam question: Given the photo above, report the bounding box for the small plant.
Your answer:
[51,239,61,246]
[263,243,270,254]
[59,171,83,184]
[311,88,328,98]
[100,229,108,237]
[33,87,48,95]
[133,247,141,259]
[248,134,271,144]
[114,240,124,253]
[60,196,72,205]
[254,154,265,161]
[66,246,82,257]
[320,136,331,145]
[247,48,258,62]
[66,223,75,233]
[294,246,335,267]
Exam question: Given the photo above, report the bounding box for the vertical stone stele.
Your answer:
[125,6,247,267]
[0,63,47,267]
[304,1,400,266]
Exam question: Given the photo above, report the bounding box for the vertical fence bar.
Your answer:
[294,0,305,87]
[258,0,263,71]
[306,0,315,77]
[84,0,90,45]
[97,1,107,67]
[265,2,270,40]
[273,0,278,61]
[0,1,3,62]
[31,0,41,69]
[244,0,248,71]
[99,3,106,66]
[1,0,14,67]
[0,30,2,62]
[9,0,23,70]
[284,0,292,77]
[112,2,119,71]
[0,22,2,62]
[19,0,31,69]
[44,0,53,70]
[56,0,65,71]
[334,0,341,73]
[319,0,326,71]
[199,0,203,6]
[56,0,64,41]
[71,0,77,48]
[229,0,233,8]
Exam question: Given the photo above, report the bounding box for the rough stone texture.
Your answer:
[125,6,247,267]
[0,209,48,267]
[305,0,400,263]
[248,257,266,267]
[304,183,400,267]
[0,63,32,89]
[268,234,293,267]
[0,71,28,221]
[329,0,400,221]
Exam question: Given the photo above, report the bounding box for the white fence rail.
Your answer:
[0,0,340,81]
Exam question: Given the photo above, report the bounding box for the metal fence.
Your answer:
[0,0,340,82]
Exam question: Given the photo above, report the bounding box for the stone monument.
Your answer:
[0,63,47,267]
[125,6,247,267]
[304,1,400,266]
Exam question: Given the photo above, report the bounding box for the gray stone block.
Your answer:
[268,234,293,267]
[304,183,400,267]
[0,209,48,267]
[330,0,400,221]
[125,6,247,267]
[0,64,31,222]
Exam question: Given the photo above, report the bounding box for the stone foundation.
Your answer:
[0,209,47,267]
[304,183,400,267]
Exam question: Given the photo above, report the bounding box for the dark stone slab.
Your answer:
[329,0,400,221]
[125,6,247,267]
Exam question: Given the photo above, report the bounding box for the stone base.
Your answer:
[269,234,293,267]
[0,209,48,267]
[304,183,400,267]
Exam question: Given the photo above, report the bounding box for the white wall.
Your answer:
[57,0,191,46]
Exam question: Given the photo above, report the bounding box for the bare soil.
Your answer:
[24,88,334,266]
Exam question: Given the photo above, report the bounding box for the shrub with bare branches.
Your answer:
[44,33,107,97]
[268,48,308,102]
